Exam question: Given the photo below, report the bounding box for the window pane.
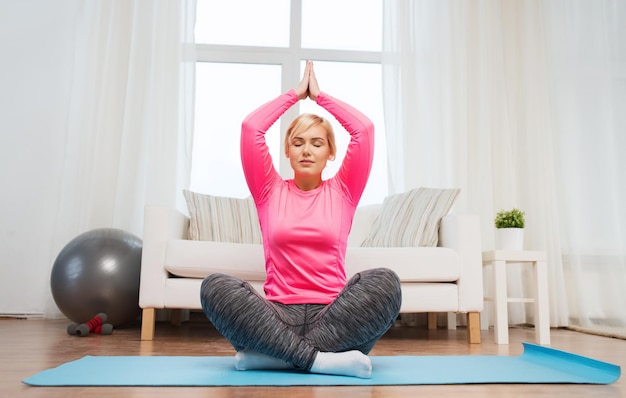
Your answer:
[301,0,382,52]
[195,0,290,47]
[299,61,387,205]
[191,63,282,198]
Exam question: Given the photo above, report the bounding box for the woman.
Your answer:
[200,61,401,378]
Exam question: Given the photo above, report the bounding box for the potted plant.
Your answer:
[494,208,525,250]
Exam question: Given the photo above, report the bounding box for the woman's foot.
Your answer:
[310,350,372,378]
[235,350,294,371]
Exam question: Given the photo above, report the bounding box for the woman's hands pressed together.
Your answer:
[295,61,321,101]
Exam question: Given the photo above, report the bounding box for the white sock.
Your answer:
[235,350,294,371]
[309,350,372,379]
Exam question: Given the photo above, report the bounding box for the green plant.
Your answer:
[494,208,525,229]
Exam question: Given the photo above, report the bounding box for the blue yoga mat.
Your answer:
[23,343,620,386]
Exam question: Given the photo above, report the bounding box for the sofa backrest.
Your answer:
[347,204,381,247]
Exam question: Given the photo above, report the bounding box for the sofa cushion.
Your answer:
[165,239,461,283]
[348,204,381,247]
[183,190,262,244]
[361,187,460,248]
[165,239,266,281]
[345,247,461,281]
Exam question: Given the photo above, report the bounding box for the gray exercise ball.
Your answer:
[50,228,142,327]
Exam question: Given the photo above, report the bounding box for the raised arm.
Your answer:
[309,64,374,205]
[240,91,299,204]
[241,62,315,202]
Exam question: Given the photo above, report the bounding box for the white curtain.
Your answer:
[383,0,625,329]
[544,1,626,330]
[45,0,196,317]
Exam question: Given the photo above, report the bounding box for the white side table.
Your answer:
[482,250,550,345]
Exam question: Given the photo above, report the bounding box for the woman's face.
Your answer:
[287,124,333,178]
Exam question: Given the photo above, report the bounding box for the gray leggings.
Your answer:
[200,268,402,371]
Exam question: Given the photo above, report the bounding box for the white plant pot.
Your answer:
[495,228,524,250]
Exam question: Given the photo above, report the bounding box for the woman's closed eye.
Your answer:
[291,136,326,148]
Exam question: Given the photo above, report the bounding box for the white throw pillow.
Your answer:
[183,190,262,244]
[361,187,460,247]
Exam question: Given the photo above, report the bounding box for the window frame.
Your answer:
[194,0,382,183]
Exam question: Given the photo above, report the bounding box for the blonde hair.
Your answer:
[284,113,336,158]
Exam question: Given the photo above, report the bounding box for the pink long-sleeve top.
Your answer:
[240,89,374,305]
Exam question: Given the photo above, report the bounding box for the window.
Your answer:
[192,0,386,205]
[192,63,282,198]
[195,0,290,47]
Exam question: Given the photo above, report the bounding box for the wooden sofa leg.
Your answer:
[141,308,156,341]
[467,312,481,344]
[427,312,438,330]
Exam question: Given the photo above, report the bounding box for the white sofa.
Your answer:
[139,204,484,343]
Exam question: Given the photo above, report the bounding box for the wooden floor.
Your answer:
[2,315,624,398]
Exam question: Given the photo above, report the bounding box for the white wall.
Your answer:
[0,0,76,316]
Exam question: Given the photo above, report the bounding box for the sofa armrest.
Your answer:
[438,214,483,312]
[139,206,189,309]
